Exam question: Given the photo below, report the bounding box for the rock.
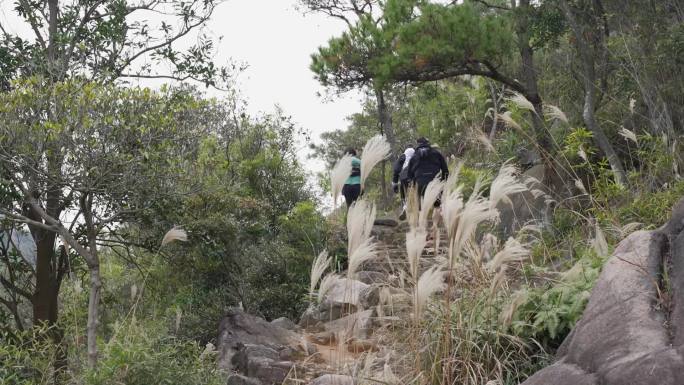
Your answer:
[359,285,381,309]
[322,278,369,308]
[355,271,386,285]
[521,225,684,385]
[271,317,298,331]
[309,330,335,345]
[323,309,374,340]
[497,164,550,238]
[227,374,263,385]
[310,374,354,385]
[346,338,379,353]
[244,356,293,385]
[218,308,302,371]
[232,344,279,371]
[298,306,323,330]
[374,218,399,227]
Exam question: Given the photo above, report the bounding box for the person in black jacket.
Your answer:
[392,146,415,220]
[407,137,449,207]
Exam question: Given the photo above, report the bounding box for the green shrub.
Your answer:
[0,326,58,385]
[84,319,223,385]
[509,253,603,348]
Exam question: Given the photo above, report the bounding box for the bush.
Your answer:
[83,319,223,385]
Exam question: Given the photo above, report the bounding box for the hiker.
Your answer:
[407,137,449,206]
[392,145,415,220]
[342,148,362,208]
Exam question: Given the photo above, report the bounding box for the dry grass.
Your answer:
[406,228,428,281]
[161,226,187,246]
[331,154,353,208]
[310,250,331,298]
[543,104,569,123]
[414,266,446,320]
[360,135,391,189]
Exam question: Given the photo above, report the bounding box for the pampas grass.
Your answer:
[448,195,498,268]
[419,178,445,230]
[506,92,536,113]
[347,199,376,255]
[543,104,568,123]
[360,135,391,189]
[318,274,341,303]
[414,265,446,320]
[161,226,187,246]
[406,229,428,280]
[348,237,378,278]
[496,111,521,131]
[592,222,609,256]
[310,250,331,298]
[486,237,529,272]
[489,163,527,209]
[330,154,353,208]
[618,127,638,144]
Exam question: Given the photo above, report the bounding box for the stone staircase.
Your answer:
[219,217,446,385]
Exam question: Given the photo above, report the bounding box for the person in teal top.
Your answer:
[342,148,362,207]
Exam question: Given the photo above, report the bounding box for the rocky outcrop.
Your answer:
[522,199,684,385]
[218,308,312,384]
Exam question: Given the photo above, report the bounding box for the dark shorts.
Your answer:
[342,184,361,207]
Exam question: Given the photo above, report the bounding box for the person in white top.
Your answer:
[391,146,415,220]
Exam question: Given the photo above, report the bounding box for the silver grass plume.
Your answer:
[347,199,376,256]
[348,237,378,279]
[486,237,529,272]
[330,154,353,208]
[318,274,341,303]
[406,228,428,280]
[543,104,569,123]
[161,226,187,247]
[309,250,330,298]
[448,195,497,268]
[489,163,528,209]
[592,222,609,256]
[419,178,445,230]
[414,265,446,320]
[506,91,537,113]
[360,135,391,189]
[618,127,638,144]
[496,111,522,131]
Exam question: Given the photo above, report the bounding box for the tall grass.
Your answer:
[331,154,353,208]
[360,135,391,189]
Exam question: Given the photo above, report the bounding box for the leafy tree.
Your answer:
[0,79,218,366]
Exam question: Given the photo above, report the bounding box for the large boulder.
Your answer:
[322,309,374,340]
[310,374,354,385]
[522,199,684,385]
[218,308,305,371]
[497,164,550,237]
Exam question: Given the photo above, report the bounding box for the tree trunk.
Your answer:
[560,0,629,187]
[375,88,397,154]
[517,0,551,153]
[86,263,101,368]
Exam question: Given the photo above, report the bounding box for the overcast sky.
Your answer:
[0,0,363,177]
[209,0,363,173]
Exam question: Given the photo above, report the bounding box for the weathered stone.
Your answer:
[298,306,323,330]
[271,317,298,331]
[359,285,381,309]
[218,308,302,371]
[355,271,386,285]
[521,214,684,385]
[323,309,374,340]
[310,374,354,385]
[309,330,335,345]
[374,218,399,227]
[245,356,293,385]
[232,344,279,372]
[227,374,263,385]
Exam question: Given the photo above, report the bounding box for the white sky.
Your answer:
[0,0,363,178]
[209,0,363,174]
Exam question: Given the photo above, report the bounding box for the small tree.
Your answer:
[0,79,214,366]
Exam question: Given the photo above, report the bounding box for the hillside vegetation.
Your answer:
[1,0,683,384]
